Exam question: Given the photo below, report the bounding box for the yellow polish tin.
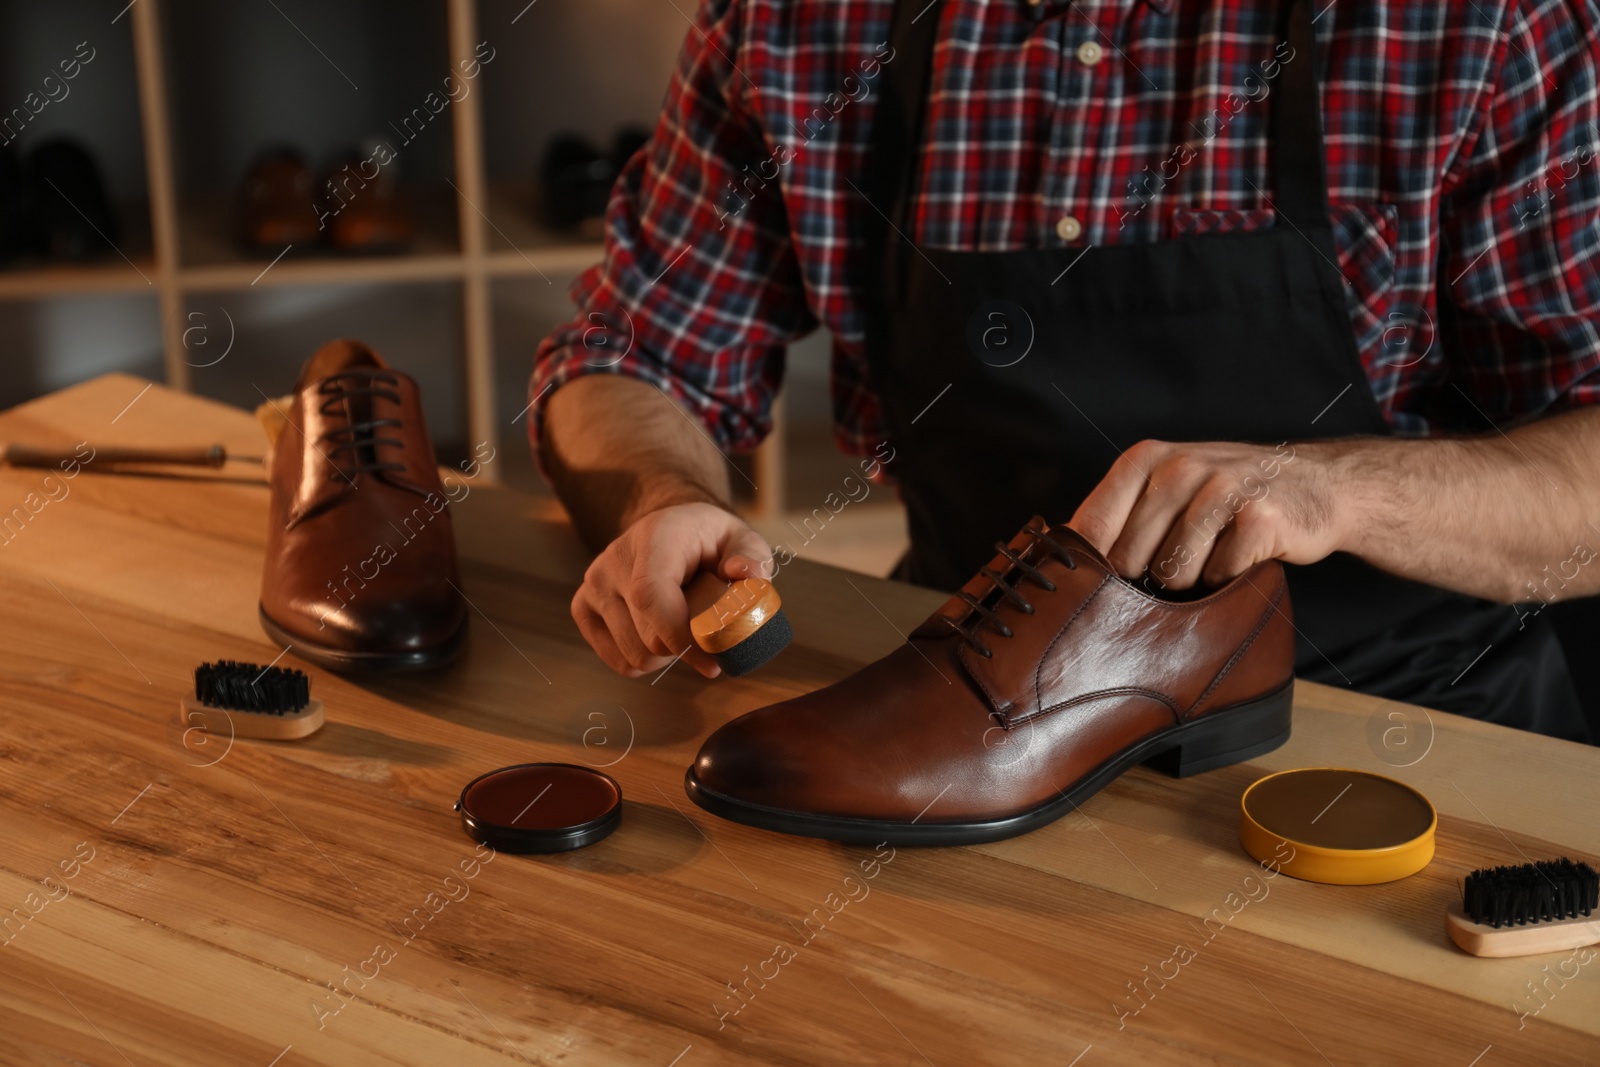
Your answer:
[1239,767,1436,885]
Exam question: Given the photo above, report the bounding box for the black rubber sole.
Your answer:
[258,604,468,673]
[684,681,1293,847]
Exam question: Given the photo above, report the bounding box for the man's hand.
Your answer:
[570,502,773,679]
[1068,439,1348,591]
[542,376,773,677]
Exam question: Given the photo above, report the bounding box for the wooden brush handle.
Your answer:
[178,696,325,741]
[1446,904,1600,957]
[686,572,782,654]
[0,443,227,468]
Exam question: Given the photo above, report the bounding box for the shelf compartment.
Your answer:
[0,259,159,300]
[0,195,157,298]
[481,181,602,278]
[181,279,468,451]
[177,178,459,264]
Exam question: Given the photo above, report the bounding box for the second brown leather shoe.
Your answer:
[259,340,467,671]
[686,518,1295,845]
[237,148,320,251]
[320,150,414,254]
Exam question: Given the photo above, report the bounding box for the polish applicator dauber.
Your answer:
[683,571,793,676]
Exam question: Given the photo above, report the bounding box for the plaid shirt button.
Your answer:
[1076,41,1103,66]
[1056,215,1083,242]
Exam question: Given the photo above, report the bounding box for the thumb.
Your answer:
[718,525,775,582]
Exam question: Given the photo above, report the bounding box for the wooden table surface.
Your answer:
[0,374,1596,1067]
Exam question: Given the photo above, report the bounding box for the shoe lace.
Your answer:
[939,523,1077,659]
[315,369,406,480]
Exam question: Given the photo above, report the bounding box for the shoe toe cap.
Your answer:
[265,573,466,657]
[690,704,822,811]
[316,585,466,652]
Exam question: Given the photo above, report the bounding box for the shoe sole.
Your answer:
[683,681,1294,847]
[258,604,468,673]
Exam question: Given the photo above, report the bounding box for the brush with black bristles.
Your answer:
[1446,858,1600,957]
[179,660,325,740]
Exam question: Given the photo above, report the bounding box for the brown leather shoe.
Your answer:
[320,151,413,254]
[259,340,467,671]
[236,148,321,251]
[686,518,1295,845]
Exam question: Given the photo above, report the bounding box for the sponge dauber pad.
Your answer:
[686,574,793,677]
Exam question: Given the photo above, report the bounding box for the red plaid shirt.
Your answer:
[531,0,1600,465]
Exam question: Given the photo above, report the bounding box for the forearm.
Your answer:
[541,376,733,552]
[1327,407,1600,603]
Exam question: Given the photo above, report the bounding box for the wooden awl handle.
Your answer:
[0,443,227,468]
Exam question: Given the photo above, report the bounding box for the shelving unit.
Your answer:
[0,2,752,484]
[0,0,897,557]
[124,0,566,469]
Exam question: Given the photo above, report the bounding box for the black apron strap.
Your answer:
[865,0,943,302]
[1270,0,1333,228]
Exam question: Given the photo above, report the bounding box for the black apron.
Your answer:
[863,0,1588,740]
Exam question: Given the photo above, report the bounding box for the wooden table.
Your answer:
[0,374,1596,1067]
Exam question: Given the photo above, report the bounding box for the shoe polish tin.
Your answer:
[456,763,621,854]
[1239,767,1435,885]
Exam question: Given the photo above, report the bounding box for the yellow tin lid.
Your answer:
[1239,767,1436,885]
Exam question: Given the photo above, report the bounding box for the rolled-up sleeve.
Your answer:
[1438,0,1600,425]
[528,0,818,470]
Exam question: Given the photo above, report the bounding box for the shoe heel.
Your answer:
[1146,683,1294,778]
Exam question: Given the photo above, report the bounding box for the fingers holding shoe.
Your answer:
[1069,439,1344,591]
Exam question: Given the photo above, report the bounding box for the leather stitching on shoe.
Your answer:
[1008,686,1180,729]
[1026,571,1111,722]
[958,569,1107,723]
[1185,575,1288,720]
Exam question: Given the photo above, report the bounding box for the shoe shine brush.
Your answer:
[179,660,325,740]
[683,571,793,677]
[1446,858,1599,957]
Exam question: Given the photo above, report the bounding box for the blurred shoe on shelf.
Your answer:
[259,338,467,672]
[0,145,24,262]
[320,143,413,254]
[538,133,614,233]
[611,125,651,173]
[237,147,320,251]
[29,138,119,261]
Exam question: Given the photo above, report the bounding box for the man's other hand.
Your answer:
[1068,439,1348,591]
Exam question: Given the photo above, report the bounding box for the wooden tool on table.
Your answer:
[0,442,263,469]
